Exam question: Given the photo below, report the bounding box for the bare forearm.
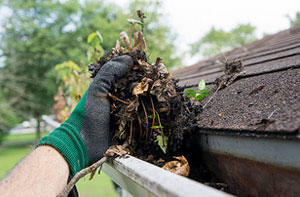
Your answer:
[0,146,69,197]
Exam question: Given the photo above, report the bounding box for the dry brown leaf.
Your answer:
[125,97,139,113]
[133,31,147,51]
[150,79,177,102]
[132,77,152,95]
[156,63,169,77]
[159,107,169,112]
[52,86,66,122]
[104,145,130,157]
[120,31,131,50]
[157,158,165,163]
[149,62,177,102]
[147,154,154,161]
[137,59,151,70]
[162,155,190,177]
[133,82,149,95]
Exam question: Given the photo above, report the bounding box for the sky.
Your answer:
[161,0,300,65]
[1,0,300,66]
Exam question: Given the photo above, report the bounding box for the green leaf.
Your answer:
[152,125,164,129]
[87,31,103,44]
[155,135,168,153]
[87,32,97,43]
[184,89,196,98]
[148,114,153,119]
[127,18,143,25]
[194,94,205,101]
[87,46,95,62]
[198,79,206,90]
[194,89,211,101]
[197,89,211,95]
[96,31,103,43]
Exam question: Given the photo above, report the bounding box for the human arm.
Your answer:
[0,146,69,197]
[0,55,133,196]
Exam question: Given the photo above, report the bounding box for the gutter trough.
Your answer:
[102,155,232,197]
[193,132,300,196]
[42,114,232,196]
[42,106,300,196]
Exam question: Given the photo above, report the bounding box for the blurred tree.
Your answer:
[0,0,180,141]
[287,12,300,27]
[0,92,19,144]
[190,23,257,58]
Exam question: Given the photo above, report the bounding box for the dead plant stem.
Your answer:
[57,157,107,197]
[140,98,148,138]
[129,120,133,144]
[108,93,129,104]
[149,96,156,141]
[203,85,221,109]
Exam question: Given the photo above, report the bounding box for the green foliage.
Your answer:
[0,0,181,130]
[153,111,168,153]
[184,79,211,101]
[191,24,257,57]
[151,125,164,129]
[87,31,104,63]
[0,135,118,196]
[55,61,90,97]
[54,60,91,121]
[0,94,19,144]
[287,12,300,27]
[155,135,168,153]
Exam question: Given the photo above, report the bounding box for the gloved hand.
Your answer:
[37,55,133,176]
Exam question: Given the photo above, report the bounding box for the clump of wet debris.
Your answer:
[89,47,201,162]
[88,11,202,176]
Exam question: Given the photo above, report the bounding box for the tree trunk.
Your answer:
[36,116,41,142]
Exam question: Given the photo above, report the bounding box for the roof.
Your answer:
[172,24,300,137]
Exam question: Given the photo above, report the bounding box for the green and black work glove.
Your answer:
[37,55,133,176]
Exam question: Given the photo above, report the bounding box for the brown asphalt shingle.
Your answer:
[172,24,300,136]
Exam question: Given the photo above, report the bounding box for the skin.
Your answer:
[0,146,69,197]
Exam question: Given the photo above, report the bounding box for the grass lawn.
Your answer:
[2,132,48,143]
[0,133,118,197]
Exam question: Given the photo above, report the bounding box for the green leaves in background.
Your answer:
[287,12,300,27]
[87,31,104,63]
[0,0,182,137]
[191,23,257,58]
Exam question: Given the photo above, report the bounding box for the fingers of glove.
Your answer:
[97,55,133,79]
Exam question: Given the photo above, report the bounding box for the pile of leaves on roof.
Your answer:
[88,10,206,176]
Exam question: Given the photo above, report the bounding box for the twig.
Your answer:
[267,108,278,119]
[140,98,148,138]
[108,93,129,104]
[136,112,143,138]
[128,24,133,47]
[155,110,166,146]
[149,96,156,141]
[129,120,133,144]
[58,157,107,197]
[203,85,221,109]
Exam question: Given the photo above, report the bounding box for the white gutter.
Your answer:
[41,116,232,196]
[200,134,300,169]
[103,155,233,197]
